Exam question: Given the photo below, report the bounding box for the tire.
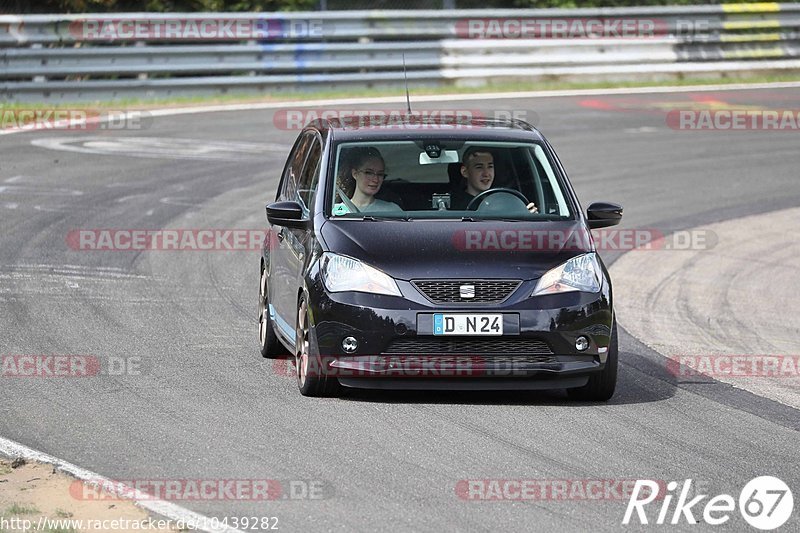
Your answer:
[567,320,618,401]
[259,262,288,358]
[295,295,340,397]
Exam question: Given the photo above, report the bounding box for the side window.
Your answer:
[297,138,322,211]
[277,132,314,201]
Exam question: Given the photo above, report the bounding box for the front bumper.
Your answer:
[304,271,613,389]
[330,355,597,390]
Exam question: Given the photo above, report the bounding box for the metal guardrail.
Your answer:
[2,4,800,102]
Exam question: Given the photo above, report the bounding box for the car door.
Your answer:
[270,132,314,342]
[282,133,323,324]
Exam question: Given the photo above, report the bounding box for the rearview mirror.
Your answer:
[266,201,310,230]
[419,150,459,165]
[586,202,623,229]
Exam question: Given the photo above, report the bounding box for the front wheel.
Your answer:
[295,295,340,397]
[567,320,618,401]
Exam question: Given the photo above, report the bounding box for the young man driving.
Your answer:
[450,147,538,212]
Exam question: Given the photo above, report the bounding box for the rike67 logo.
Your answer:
[623,477,794,530]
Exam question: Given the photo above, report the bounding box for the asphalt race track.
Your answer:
[1,86,798,531]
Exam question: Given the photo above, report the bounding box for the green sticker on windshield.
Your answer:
[333,203,350,216]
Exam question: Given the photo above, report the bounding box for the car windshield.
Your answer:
[328,140,573,220]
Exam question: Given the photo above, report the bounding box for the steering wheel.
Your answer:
[466,188,529,211]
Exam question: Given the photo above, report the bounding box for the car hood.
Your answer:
[318,219,593,281]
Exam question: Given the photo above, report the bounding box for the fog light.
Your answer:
[342,336,358,353]
[575,336,590,351]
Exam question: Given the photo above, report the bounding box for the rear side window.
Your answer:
[297,138,322,212]
[278,132,315,201]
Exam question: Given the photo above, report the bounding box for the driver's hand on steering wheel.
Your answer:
[526,202,539,213]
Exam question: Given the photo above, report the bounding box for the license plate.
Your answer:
[433,314,503,335]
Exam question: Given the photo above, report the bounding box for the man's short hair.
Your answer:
[462,146,494,165]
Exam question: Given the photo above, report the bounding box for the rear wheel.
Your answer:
[295,295,340,397]
[568,320,618,401]
[259,262,287,358]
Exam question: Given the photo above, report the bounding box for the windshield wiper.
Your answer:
[360,215,411,221]
[461,215,551,222]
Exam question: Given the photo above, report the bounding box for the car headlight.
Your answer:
[532,253,602,296]
[320,252,401,297]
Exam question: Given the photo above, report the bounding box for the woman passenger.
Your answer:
[335,147,402,213]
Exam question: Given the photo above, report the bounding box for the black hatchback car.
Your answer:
[259,116,622,399]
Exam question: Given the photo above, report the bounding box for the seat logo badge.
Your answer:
[460,284,475,299]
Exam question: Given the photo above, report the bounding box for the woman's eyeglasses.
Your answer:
[358,169,387,179]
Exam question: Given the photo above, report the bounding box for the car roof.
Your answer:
[304,115,546,143]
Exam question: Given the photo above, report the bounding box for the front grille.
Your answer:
[384,338,553,355]
[412,279,521,304]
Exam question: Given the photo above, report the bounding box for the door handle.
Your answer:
[277,229,285,241]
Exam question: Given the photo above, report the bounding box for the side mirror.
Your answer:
[586,202,623,229]
[266,201,309,230]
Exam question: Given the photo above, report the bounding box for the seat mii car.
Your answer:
[259,116,623,399]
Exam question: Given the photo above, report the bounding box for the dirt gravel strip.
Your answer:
[0,458,178,533]
[0,436,245,533]
[610,206,800,409]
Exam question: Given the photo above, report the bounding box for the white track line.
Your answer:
[2,80,800,136]
[0,436,245,533]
